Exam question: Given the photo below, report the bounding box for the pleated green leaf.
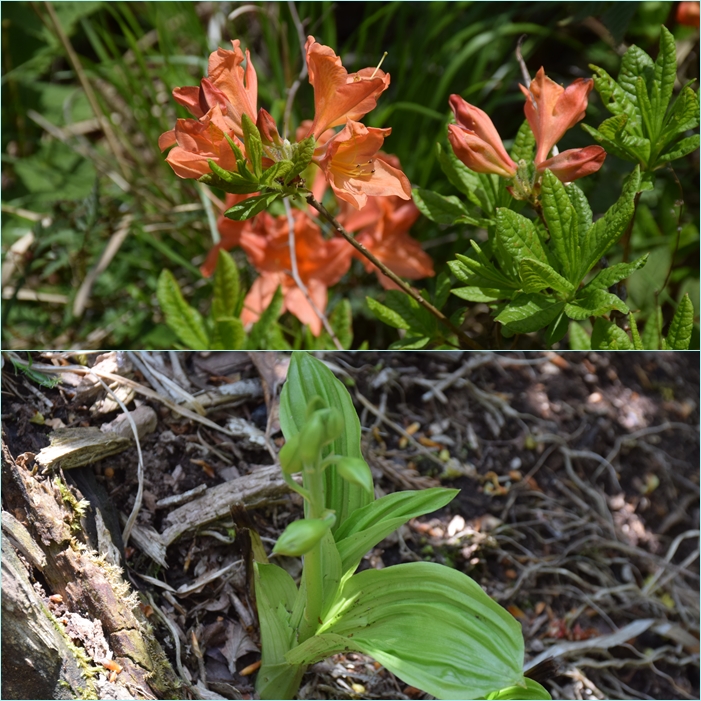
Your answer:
[280,353,372,532]
[334,488,458,575]
[287,562,525,700]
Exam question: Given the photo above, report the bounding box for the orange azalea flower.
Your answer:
[677,1,700,27]
[335,153,434,289]
[536,144,606,182]
[314,120,411,209]
[238,210,352,335]
[447,95,517,178]
[304,36,390,140]
[159,106,241,179]
[519,67,605,180]
[167,40,257,139]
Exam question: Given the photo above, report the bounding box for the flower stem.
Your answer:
[298,453,326,643]
[306,193,482,350]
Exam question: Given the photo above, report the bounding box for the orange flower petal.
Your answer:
[520,68,594,164]
[448,95,516,177]
[305,36,390,139]
[536,145,606,182]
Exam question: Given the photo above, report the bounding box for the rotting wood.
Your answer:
[1,439,184,700]
[160,464,294,546]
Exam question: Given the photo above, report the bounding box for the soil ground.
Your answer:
[2,351,699,700]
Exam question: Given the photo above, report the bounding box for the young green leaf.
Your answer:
[591,318,634,349]
[366,297,411,330]
[334,488,458,576]
[413,188,482,226]
[629,313,644,350]
[495,294,565,335]
[213,317,245,350]
[564,288,629,320]
[451,286,512,303]
[578,167,640,279]
[211,250,240,319]
[641,307,663,350]
[246,285,284,349]
[287,562,526,700]
[286,137,316,184]
[519,257,575,296]
[225,192,281,221]
[279,353,371,532]
[540,170,579,281]
[496,208,548,270]
[241,113,264,179]
[260,160,295,188]
[584,254,648,291]
[486,678,552,700]
[509,120,536,162]
[664,293,694,350]
[157,269,209,349]
[568,321,592,350]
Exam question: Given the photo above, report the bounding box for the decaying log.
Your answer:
[160,464,294,546]
[1,440,184,700]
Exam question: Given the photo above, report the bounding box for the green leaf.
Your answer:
[568,321,591,350]
[665,293,694,350]
[211,250,240,319]
[413,188,481,226]
[635,76,655,141]
[582,118,639,163]
[495,294,566,335]
[157,269,209,349]
[589,64,637,123]
[519,257,575,296]
[544,310,570,345]
[213,317,245,349]
[389,335,431,350]
[286,137,316,184]
[433,270,453,309]
[654,26,677,128]
[540,170,579,281]
[660,86,700,148]
[565,289,629,320]
[225,192,280,221]
[585,254,648,291]
[629,313,644,350]
[486,678,551,700]
[287,562,525,700]
[455,245,519,289]
[565,183,592,248]
[366,297,410,330]
[436,142,486,210]
[241,113,263,179]
[591,318,634,349]
[641,307,663,350]
[618,44,654,118]
[451,286,512,302]
[260,160,294,188]
[254,562,305,700]
[334,488,458,576]
[384,289,434,335]
[324,299,353,350]
[200,161,261,194]
[247,285,284,349]
[658,134,700,164]
[279,353,372,532]
[496,208,547,270]
[509,120,536,162]
[579,167,640,279]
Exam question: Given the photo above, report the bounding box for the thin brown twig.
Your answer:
[283,200,343,348]
[306,193,482,349]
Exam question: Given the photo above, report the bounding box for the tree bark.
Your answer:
[1,439,184,700]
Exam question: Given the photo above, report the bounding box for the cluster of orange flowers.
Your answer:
[160,36,611,335]
[159,38,433,334]
[448,68,606,183]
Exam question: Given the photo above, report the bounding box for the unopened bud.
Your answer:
[336,457,374,495]
[279,434,303,474]
[272,518,329,557]
[299,412,326,463]
[305,396,326,421]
